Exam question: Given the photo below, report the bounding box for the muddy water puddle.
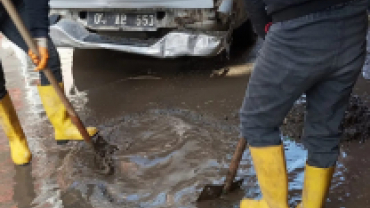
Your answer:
[26,109,347,208]
[0,38,361,208]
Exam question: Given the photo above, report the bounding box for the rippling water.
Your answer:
[23,109,347,208]
[3,42,345,207]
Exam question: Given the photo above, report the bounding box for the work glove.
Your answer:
[28,38,49,71]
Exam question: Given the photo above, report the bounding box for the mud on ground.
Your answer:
[281,94,370,143]
[1,34,370,208]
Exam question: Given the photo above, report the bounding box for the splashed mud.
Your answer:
[56,110,244,208]
[1,35,368,208]
[41,109,343,208]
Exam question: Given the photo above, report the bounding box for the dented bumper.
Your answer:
[50,19,228,58]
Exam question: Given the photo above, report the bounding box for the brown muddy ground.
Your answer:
[0,35,369,208]
[281,77,370,207]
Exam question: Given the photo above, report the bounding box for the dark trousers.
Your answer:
[0,1,63,99]
[240,0,368,168]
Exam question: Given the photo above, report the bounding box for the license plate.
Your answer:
[87,12,156,30]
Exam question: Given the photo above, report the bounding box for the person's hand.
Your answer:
[28,38,48,71]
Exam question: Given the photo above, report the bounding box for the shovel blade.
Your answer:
[197,185,223,202]
[228,179,244,192]
[196,179,244,202]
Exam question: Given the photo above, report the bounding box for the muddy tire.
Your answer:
[229,19,257,57]
[231,19,256,50]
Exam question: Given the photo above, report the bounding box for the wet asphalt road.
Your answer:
[1,35,370,208]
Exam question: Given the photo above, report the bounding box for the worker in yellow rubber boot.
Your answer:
[0,0,97,165]
[240,0,368,207]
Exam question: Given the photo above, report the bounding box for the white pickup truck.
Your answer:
[49,0,254,58]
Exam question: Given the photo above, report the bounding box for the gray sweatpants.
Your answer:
[240,0,368,168]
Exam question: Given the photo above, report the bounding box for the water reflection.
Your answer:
[0,37,351,208]
[52,109,331,208]
[13,165,36,208]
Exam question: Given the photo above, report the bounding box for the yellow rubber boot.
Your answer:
[0,94,31,165]
[37,83,98,145]
[296,165,335,208]
[241,145,289,208]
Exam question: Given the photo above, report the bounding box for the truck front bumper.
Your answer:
[50,19,228,58]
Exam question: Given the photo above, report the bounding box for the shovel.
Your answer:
[0,0,113,175]
[197,138,247,202]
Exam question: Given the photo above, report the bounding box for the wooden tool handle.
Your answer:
[223,138,247,193]
[1,0,93,145]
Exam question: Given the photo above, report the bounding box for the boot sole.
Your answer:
[56,140,69,145]
[18,162,31,166]
[56,132,98,146]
